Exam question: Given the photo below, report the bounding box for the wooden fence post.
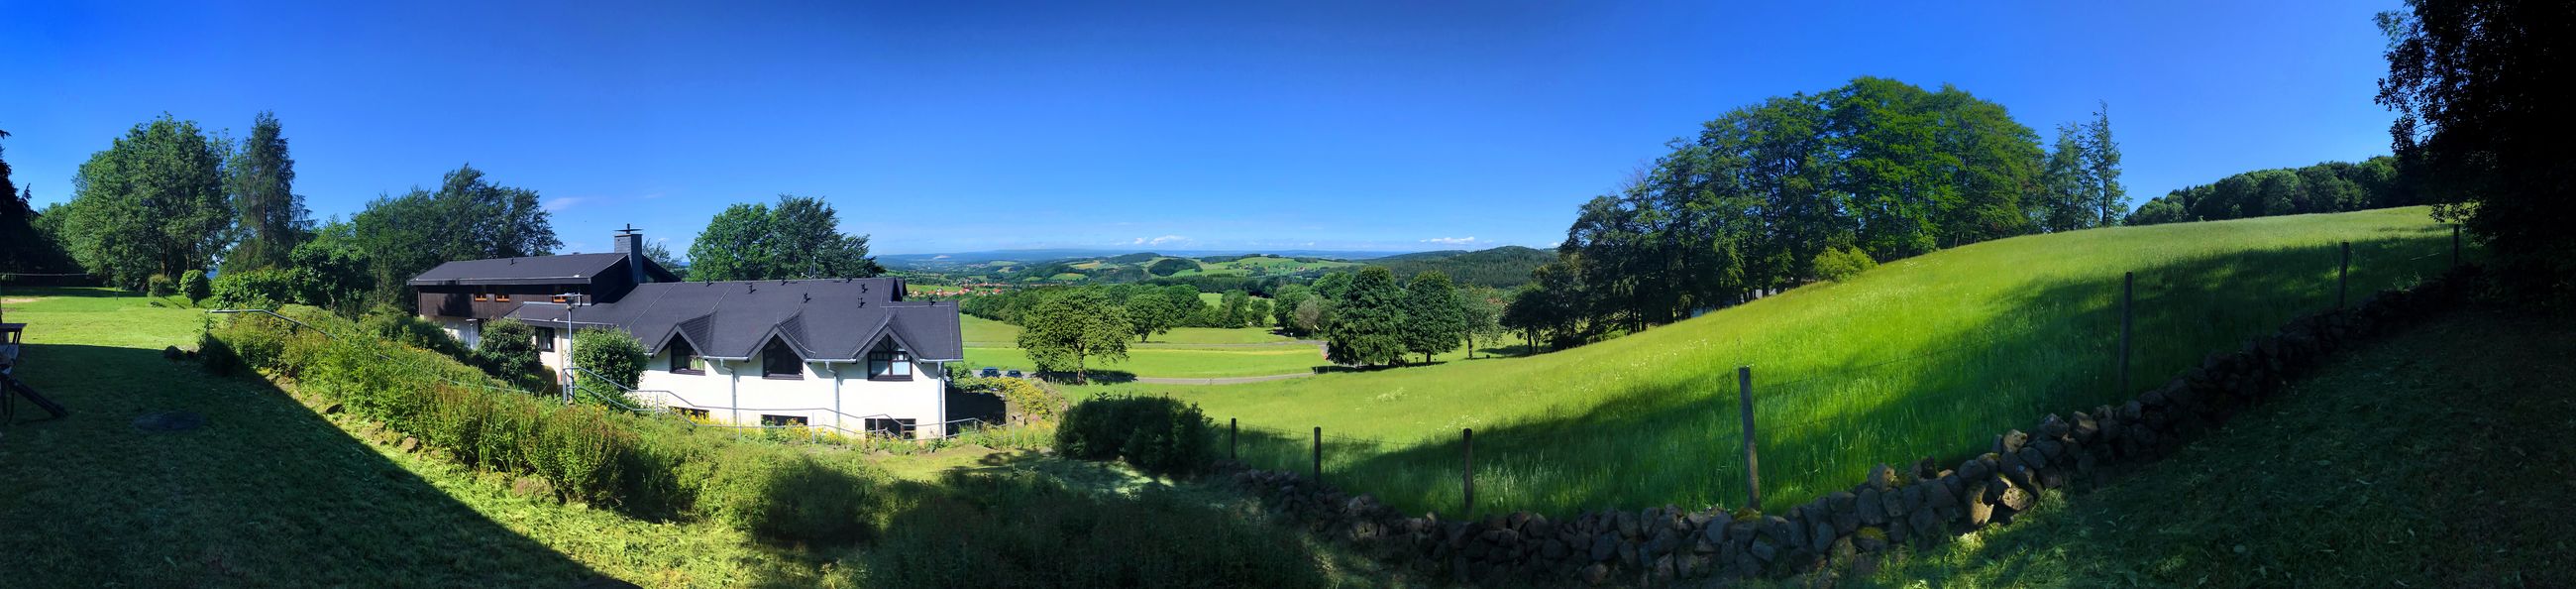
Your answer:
[1230,417,1238,461]
[1312,426,1324,482]
[2120,272,2134,394]
[1462,427,1475,518]
[1738,365,1760,509]
[2338,241,2351,309]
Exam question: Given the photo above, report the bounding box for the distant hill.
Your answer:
[1362,246,1556,289]
[879,248,1419,272]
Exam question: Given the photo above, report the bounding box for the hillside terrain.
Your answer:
[885,246,1552,290]
[1841,304,2573,588]
[1084,208,2467,516]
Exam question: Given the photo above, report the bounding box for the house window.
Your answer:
[495,294,512,302]
[668,337,702,375]
[473,293,489,301]
[762,338,802,379]
[862,417,917,438]
[867,339,912,381]
[672,408,708,420]
[761,414,808,427]
[536,327,555,352]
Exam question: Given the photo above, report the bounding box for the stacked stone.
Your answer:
[1216,266,2480,587]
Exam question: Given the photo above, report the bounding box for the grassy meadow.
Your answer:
[1085,207,2470,517]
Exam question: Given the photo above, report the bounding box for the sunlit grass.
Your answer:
[1091,208,2471,517]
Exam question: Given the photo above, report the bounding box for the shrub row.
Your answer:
[1055,394,1215,477]
[204,306,888,542]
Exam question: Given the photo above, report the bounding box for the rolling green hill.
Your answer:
[1088,207,2468,517]
[1362,245,1556,288]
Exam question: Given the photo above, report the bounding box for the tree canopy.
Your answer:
[342,165,561,308]
[2125,157,2414,225]
[1325,267,1408,366]
[57,115,236,290]
[224,111,308,273]
[1016,289,1131,382]
[2377,0,2576,297]
[686,194,883,281]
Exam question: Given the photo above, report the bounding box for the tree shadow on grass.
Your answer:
[1214,230,2460,519]
[0,343,616,587]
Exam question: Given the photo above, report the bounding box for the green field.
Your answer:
[961,315,1302,346]
[965,345,1328,380]
[1088,208,2468,517]
[1839,304,2574,588]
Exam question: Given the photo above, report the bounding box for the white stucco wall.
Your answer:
[629,344,948,439]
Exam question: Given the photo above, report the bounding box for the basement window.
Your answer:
[761,414,808,427]
[863,417,917,438]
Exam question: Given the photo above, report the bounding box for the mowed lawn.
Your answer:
[1836,305,2576,588]
[0,290,833,587]
[1093,208,2468,517]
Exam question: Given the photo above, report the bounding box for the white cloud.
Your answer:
[1129,235,1188,246]
[1420,236,1478,245]
[541,196,589,212]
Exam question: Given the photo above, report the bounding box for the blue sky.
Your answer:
[3,1,2402,256]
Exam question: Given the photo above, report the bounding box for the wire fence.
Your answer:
[1213,232,2474,517]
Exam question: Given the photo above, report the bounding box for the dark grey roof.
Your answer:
[408,253,629,286]
[506,278,963,362]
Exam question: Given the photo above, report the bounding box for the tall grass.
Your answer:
[207,306,890,542]
[1104,208,2469,516]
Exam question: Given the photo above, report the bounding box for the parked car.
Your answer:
[979,367,1002,378]
[1006,370,1024,378]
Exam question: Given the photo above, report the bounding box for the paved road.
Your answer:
[1129,372,1318,385]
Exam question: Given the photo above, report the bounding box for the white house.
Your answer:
[407,228,967,438]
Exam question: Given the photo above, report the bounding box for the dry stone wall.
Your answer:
[1219,265,2485,587]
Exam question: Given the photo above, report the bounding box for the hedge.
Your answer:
[205,306,888,542]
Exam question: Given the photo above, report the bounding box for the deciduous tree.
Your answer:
[1017,290,1131,383]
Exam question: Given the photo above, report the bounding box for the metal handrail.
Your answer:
[561,365,993,440]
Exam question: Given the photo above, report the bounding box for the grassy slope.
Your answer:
[0,290,1415,588]
[1840,305,2575,588]
[1094,208,2465,516]
[0,290,820,587]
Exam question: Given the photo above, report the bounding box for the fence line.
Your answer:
[1219,235,2469,517]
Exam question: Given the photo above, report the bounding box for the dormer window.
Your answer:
[495,294,512,302]
[668,337,702,375]
[762,338,802,380]
[867,339,912,381]
[473,293,489,301]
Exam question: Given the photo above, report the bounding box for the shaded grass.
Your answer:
[1832,304,2576,588]
[1094,208,2471,517]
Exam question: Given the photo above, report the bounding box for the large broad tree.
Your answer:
[1399,271,1466,363]
[1017,289,1131,383]
[59,115,237,290]
[2377,0,2576,297]
[685,194,883,281]
[224,111,308,273]
[345,165,560,308]
[1325,266,1408,366]
[687,202,773,281]
[1124,293,1179,342]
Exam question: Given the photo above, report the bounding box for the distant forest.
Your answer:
[1366,246,1555,289]
[2125,157,2417,226]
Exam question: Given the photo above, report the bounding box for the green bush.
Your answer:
[570,327,646,405]
[178,270,211,302]
[207,306,888,540]
[1812,245,1879,282]
[475,318,544,384]
[1054,395,1213,476]
[146,274,174,296]
[209,268,298,309]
